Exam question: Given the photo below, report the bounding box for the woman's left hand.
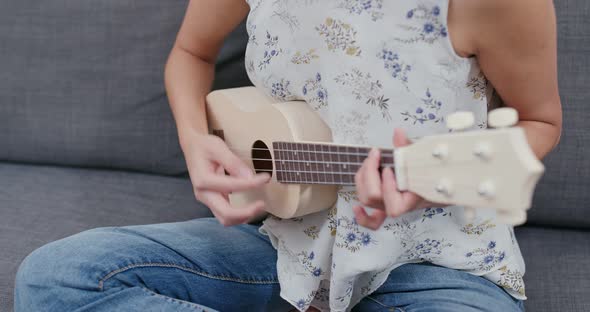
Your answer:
[353,128,434,230]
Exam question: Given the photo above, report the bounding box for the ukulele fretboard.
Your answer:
[272,142,394,185]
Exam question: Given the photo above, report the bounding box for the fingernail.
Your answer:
[370,148,378,157]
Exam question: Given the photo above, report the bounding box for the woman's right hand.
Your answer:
[182,133,271,226]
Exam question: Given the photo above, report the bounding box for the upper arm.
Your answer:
[174,0,250,64]
[470,0,562,128]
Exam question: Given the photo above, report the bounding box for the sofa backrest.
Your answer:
[526,0,590,229]
[0,0,250,175]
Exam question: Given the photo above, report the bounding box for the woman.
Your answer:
[15,0,561,311]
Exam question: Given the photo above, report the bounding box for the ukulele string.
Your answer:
[226,146,490,169]
[227,147,395,165]
[275,177,487,189]
[235,157,395,166]
[230,153,484,170]
[226,146,395,157]
[231,157,396,170]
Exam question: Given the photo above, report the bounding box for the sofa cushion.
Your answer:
[526,0,590,229]
[0,1,251,175]
[0,162,213,311]
[515,226,590,312]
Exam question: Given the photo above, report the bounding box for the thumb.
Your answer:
[213,140,255,178]
[393,128,411,148]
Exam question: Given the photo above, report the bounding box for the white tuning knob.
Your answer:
[477,181,496,199]
[446,111,475,131]
[435,179,454,197]
[473,143,492,160]
[488,107,518,128]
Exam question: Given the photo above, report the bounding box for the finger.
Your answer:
[199,190,266,226]
[393,128,411,148]
[210,138,256,178]
[353,205,387,230]
[381,167,403,217]
[354,161,366,202]
[399,191,422,215]
[382,167,422,217]
[196,172,271,193]
[215,166,230,201]
[363,148,383,206]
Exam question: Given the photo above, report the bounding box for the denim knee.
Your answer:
[16,239,70,309]
[14,228,117,310]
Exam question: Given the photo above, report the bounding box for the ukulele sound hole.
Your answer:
[252,140,273,177]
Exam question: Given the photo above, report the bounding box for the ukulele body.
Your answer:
[206,87,338,219]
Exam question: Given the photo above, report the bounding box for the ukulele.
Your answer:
[205,87,544,225]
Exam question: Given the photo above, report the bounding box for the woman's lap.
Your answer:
[15,218,523,312]
[354,263,525,312]
[15,218,289,312]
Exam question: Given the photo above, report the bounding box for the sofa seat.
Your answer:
[0,162,212,310]
[516,226,590,311]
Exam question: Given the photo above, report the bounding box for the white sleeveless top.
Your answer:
[244,1,526,311]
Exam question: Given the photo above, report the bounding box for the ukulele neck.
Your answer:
[271,141,394,185]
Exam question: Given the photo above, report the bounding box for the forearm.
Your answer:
[518,119,561,160]
[164,46,216,146]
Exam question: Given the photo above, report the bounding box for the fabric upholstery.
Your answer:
[0,0,250,175]
[516,226,590,312]
[0,162,212,311]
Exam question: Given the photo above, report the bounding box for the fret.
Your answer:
[281,142,290,181]
[295,143,302,182]
[322,145,332,184]
[284,142,290,182]
[331,145,342,185]
[308,143,319,183]
[286,142,299,181]
[353,146,360,183]
[272,142,279,182]
[314,143,322,183]
[278,142,286,182]
[311,144,320,183]
[301,144,308,182]
[300,143,308,183]
[316,143,326,183]
[324,145,332,183]
[282,142,288,182]
[304,143,312,184]
[293,143,299,182]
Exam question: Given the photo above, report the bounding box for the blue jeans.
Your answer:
[15,218,525,312]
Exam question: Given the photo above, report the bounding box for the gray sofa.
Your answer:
[0,1,588,311]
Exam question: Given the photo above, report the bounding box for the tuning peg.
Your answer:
[477,181,496,199]
[446,111,475,131]
[435,179,453,197]
[488,107,518,128]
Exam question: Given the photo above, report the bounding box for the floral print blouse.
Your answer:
[244,0,526,311]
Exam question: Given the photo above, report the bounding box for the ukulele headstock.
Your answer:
[394,109,544,225]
